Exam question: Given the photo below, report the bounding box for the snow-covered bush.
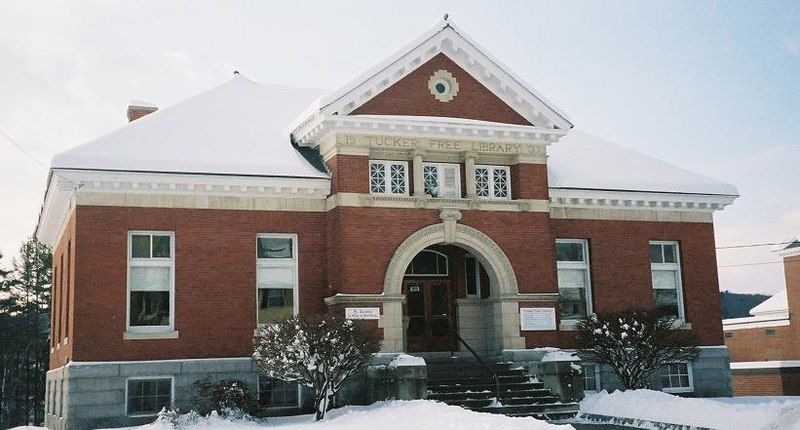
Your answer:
[189,378,259,418]
[575,310,699,390]
[252,315,380,420]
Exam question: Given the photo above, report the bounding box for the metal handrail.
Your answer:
[449,328,501,406]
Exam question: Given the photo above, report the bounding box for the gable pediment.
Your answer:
[298,18,572,134]
[352,53,531,125]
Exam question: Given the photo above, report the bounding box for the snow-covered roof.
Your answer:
[548,131,739,196]
[52,75,328,179]
[750,289,789,317]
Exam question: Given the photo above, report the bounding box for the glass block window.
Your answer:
[660,363,693,393]
[128,232,174,330]
[423,162,461,198]
[259,377,299,408]
[257,234,298,325]
[556,239,592,321]
[650,241,685,321]
[582,363,600,392]
[405,250,449,276]
[474,165,510,199]
[369,160,408,195]
[127,378,172,416]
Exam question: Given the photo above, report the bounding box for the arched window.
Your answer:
[404,250,449,276]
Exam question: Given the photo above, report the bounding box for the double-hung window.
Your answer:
[423,162,461,198]
[128,232,174,332]
[650,241,685,321]
[474,165,510,199]
[556,239,592,322]
[660,363,693,393]
[369,160,408,195]
[582,363,601,392]
[256,234,298,325]
[126,377,173,416]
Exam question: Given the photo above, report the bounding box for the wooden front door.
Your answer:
[403,279,455,352]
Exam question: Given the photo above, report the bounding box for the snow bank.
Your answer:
[541,351,580,362]
[88,400,572,430]
[580,389,800,430]
[388,354,425,368]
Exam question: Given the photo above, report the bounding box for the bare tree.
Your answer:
[575,310,699,390]
[252,315,379,420]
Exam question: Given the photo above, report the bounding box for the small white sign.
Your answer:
[345,307,381,320]
[520,307,556,331]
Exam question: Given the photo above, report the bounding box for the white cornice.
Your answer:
[291,18,573,143]
[35,169,331,246]
[549,188,737,213]
[294,114,566,147]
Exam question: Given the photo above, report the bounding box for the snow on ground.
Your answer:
[63,400,570,430]
[580,389,800,430]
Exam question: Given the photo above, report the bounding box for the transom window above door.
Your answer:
[405,250,449,276]
[423,162,461,198]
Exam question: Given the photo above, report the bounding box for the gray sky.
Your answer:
[1,1,797,295]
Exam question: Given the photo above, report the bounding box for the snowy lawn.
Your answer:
[580,389,800,430]
[46,401,571,430]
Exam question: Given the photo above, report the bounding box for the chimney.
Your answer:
[127,101,158,122]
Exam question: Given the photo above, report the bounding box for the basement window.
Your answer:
[660,363,694,394]
[126,377,172,416]
[259,376,300,408]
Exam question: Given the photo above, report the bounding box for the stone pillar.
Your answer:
[465,156,476,197]
[413,152,425,196]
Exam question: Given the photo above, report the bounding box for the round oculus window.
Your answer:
[428,70,459,102]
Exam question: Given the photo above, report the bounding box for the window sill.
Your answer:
[123,330,179,340]
[662,387,693,394]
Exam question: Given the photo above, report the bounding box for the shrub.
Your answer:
[189,378,259,418]
[575,310,699,390]
[252,315,380,420]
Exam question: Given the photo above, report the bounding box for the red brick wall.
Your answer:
[328,155,370,194]
[732,368,800,396]
[50,211,76,369]
[725,325,795,362]
[510,164,549,200]
[353,53,531,126]
[69,205,327,362]
[552,219,725,346]
[785,255,800,352]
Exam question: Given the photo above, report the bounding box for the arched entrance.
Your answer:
[381,213,526,354]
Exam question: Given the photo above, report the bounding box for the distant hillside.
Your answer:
[720,291,771,319]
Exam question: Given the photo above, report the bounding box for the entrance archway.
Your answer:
[381,220,525,354]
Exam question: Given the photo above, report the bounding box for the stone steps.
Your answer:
[425,359,579,421]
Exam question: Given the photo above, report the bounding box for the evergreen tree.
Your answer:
[0,236,52,429]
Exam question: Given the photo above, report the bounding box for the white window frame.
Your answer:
[126,231,175,334]
[582,363,601,393]
[422,162,461,198]
[369,160,409,196]
[257,376,302,410]
[464,253,481,299]
[474,164,511,200]
[650,240,686,323]
[660,362,694,394]
[125,376,175,417]
[556,239,593,324]
[256,233,299,326]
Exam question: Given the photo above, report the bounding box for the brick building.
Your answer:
[723,239,800,396]
[37,18,739,429]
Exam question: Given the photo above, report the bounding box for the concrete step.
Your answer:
[428,374,532,386]
[427,381,545,393]
[441,395,561,408]
[476,401,580,416]
[427,388,554,400]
